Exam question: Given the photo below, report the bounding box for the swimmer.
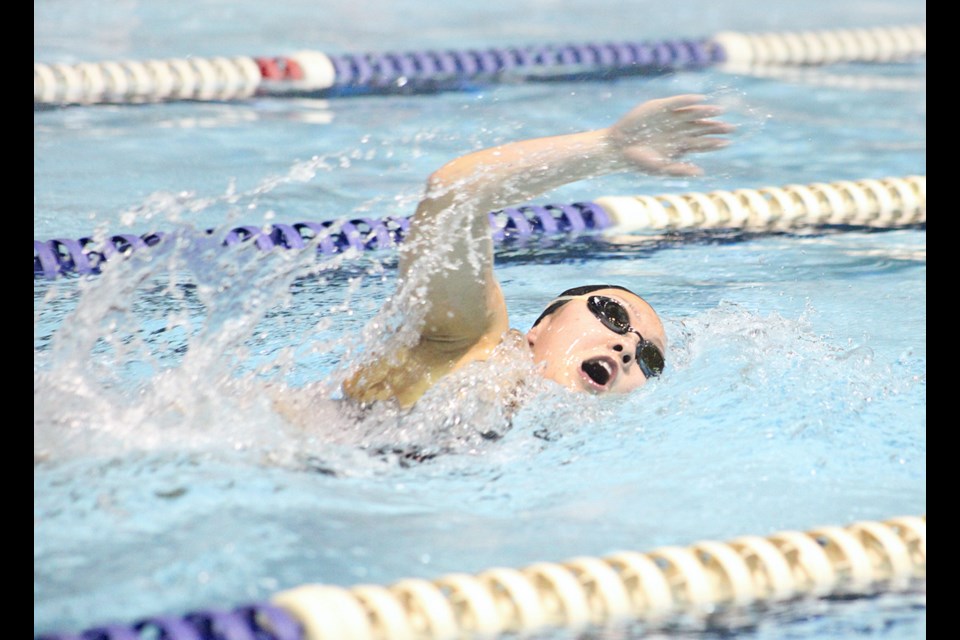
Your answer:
[343,94,733,409]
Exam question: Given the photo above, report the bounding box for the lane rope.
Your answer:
[35,514,925,640]
[34,25,924,105]
[33,175,926,280]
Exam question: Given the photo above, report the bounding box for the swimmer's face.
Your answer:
[525,288,666,394]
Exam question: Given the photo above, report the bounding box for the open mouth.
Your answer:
[580,356,617,390]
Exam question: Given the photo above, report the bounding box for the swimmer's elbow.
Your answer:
[425,170,445,191]
[424,164,472,199]
[426,152,497,198]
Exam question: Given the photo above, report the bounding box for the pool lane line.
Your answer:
[33,175,926,280]
[34,25,925,106]
[34,514,926,640]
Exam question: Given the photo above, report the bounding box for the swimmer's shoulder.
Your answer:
[342,327,524,408]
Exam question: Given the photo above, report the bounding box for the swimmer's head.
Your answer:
[525,284,666,394]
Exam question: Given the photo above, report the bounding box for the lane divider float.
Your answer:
[35,514,926,640]
[34,25,924,106]
[33,175,926,280]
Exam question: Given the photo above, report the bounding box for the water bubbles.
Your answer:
[290,160,319,181]
[836,344,875,366]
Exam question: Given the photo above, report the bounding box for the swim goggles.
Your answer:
[585,295,665,379]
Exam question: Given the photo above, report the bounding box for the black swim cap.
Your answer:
[531,284,639,328]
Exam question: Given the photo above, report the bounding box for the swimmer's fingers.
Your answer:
[639,93,710,115]
[672,103,726,121]
[612,96,731,144]
[609,94,733,174]
[668,164,703,176]
[678,118,734,154]
[684,119,736,137]
[619,124,730,170]
[674,114,734,152]
[655,161,704,177]
[681,135,733,153]
[612,94,708,132]
[667,110,735,140]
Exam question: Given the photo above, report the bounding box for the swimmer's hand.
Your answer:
[606,94,734,177]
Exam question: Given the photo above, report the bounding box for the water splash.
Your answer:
[33,158,562,475]
[649,300,925,451]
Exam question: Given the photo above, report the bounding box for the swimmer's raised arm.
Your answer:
[400,94,733,345]
[344,94,731,407]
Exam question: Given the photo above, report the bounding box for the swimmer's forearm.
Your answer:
[422,128,622,214]
[418,94,732,219]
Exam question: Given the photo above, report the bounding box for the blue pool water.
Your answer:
[34,0,925,637]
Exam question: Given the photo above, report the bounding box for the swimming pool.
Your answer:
[34,0,925,638]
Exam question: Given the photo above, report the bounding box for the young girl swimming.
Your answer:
[340,94,733,409]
